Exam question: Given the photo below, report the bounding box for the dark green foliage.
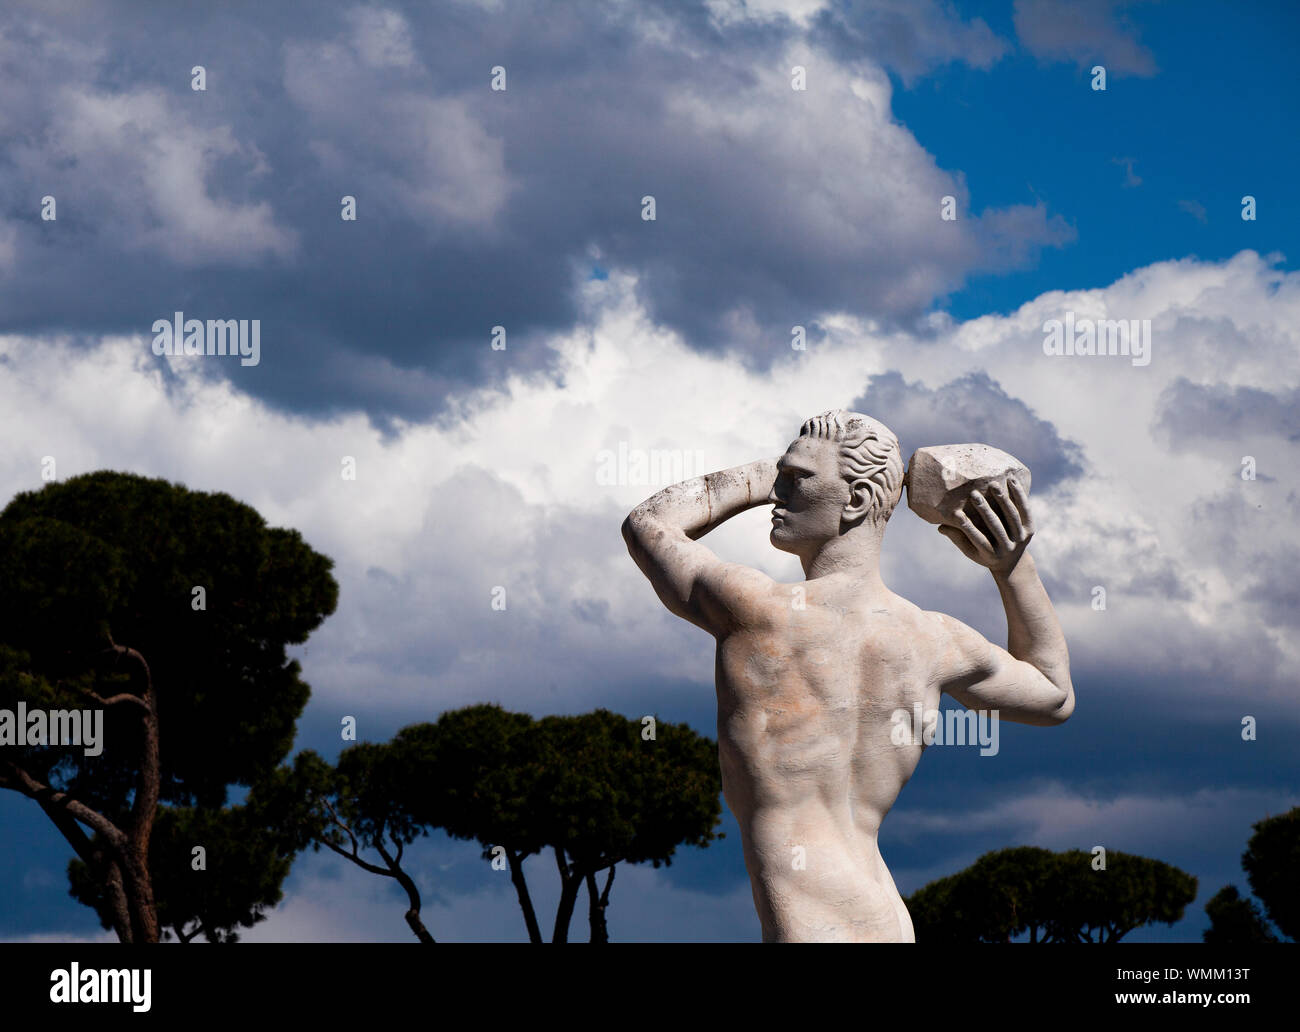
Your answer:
[1,471,336,805]
[1202,885,1278,944]
[907,846,1197,943]
[1241,807,1300,942]
[67,799,300,942]
[289,705,724,942]
[529,708,723,871]
[907,846,1057,943]
[374,705,544,854]
[0,471,338,941]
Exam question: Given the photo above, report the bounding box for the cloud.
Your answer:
[0,930,117,944]
[0,0,1070,421]
[1155,378,1300,446]
[59,88,297,264]
[283,14,512,230]
[0,25,296,267]
[345,5,417,68]
[850,369,1086,491]
[705,0,831,28]
[0,221,16,275]
[1,250,1297,727]
[1014,0,1158,77]
[890,785,1294,855]
[810,0,1010,83]
[1112,156,1141,188]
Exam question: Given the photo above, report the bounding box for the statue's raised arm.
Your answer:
[907,447,1073,726]
[621,457,779,637]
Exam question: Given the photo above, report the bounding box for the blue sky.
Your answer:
[900,0,1300,320]
[0,0,1297,943]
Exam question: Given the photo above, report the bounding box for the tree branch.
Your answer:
[318,836,394,878]
[314,798,394,877]
[0,759,126,848]
[77,687,148,712]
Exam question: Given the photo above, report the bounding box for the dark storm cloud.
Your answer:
[1186,491,1300,630]
[0,0,1071,422]
[1155,378,1300,447]
[1247,546,1300,626]
[850,369,1086,490]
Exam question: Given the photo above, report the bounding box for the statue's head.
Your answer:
[769,409,904,556]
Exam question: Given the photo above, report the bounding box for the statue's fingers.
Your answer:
[1007,477,1034,538]
[989,481,1024,540]
[969,491,1013,552]
[938,524,978,561]
[954,510,993,555]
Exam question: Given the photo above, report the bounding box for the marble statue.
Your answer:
[622,410,1074,942]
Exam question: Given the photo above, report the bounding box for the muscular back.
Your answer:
[714,574,944,942]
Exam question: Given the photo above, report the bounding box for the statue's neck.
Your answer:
[801,524,887,582]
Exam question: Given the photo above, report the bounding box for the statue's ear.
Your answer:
[842,477,876,522]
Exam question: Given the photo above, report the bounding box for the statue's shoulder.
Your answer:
[706,562,790,632]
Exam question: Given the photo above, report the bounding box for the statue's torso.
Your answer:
[714,582,944,942]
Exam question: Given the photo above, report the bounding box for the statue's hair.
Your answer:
[798,409,904,523]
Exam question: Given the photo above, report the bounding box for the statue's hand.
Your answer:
[937,475,1034,574]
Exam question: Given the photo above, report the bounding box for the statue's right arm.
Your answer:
[929,477,1074,725]
[621,457,780,637]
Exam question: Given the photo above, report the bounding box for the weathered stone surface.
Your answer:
[904,444,1030,527]
[623,413,1070,943]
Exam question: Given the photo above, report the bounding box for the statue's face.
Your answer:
[768,436,851,555]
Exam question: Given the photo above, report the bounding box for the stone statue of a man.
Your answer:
[622,410,1073,942]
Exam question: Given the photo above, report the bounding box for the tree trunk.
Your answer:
[91,641,164,943]
[551,847,582,943]
[376,839,435,943]
[507,849,543,943]
[35,794,135,943]
[586,865,615,943]
[102,859,134,943]
[390,863,436,941]
[121,847,160,943]
[126,648,161,942]
[404,907,435,944]
[396,861,435,944]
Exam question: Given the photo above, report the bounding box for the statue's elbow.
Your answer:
[1048,686,1075,725]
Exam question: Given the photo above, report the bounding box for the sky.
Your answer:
[0,0,1297,943]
